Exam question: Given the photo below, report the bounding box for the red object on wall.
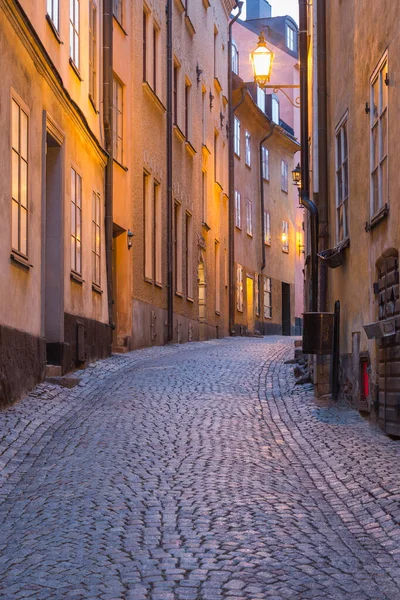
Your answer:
[361,360,369,399]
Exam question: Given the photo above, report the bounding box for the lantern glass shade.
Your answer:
[292,163,301,186]
[250,32,274,87]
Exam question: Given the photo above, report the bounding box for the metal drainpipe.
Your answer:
[299,0,318,312]
[317,0,328,312]
[259,124,275,271]
[166,0,173,342]
[228,1,244,335]
[103,0,114,334]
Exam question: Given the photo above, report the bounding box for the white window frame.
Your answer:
[235,190,241,229]
[69,0,80,69]
[262,146,269,180]
[184,77,192,141]
[264,210,271,245]
[370,51,388,217]
[11,96,29,258]
[272,94,279,124]
[257,85,265,112]
[232,41,239,75]
[245,130,251,167]
[234,116,240,156]
[335,112,349,242]
[281,160,288,192]
[237,264,243,312]
[71,167,82,275]
[113,0,123,24]
[282,220,289,253]
[89,1,97,105]
[47,0,59,31]
[264,277,272,319]
[92,191,101,287]
[246,199,253,237]
[113,76,124,165]
[286,25,295,51]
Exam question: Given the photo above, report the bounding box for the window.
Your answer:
[154,181,162,285]
[214,130,219,184]
[113,0,122,24]
[89,2,97,104]
[232,41,239,75]
[174,202,183,294]
[47,0,59,31]
[186,213,193,298]
[257,85,265,112]
[143,10,147,82]
[113,76,123,164]
[92,191,101,286]
[272,94,279,124]
[282,221,289,253]
[281,160,288,192]
[174,62,180,125]
[286,25,295,51]
[264,277,272,318]
[202,88,207,145]
[255,273,260,316]
[246,199,253,236]
[234,117,240,156]
[202,170,207,223]
[336,115,349,242]
[262,146,269,180]
[245,131,251,167]
[69,0,80,69]
[235,190,241,229]
[143,172,152,280]
[214,26,218,81]
[224,248,228,288]
[153,23,159,94]
[71,168,82,275]
[11,98,29,257]
[236,264,243,312]
[264,210,271,245]
[215,241,220,313]
[185,79,192,140]
[370,53,388,216]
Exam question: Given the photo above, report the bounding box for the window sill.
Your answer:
[175,291,183,298]
[187,296,194,303]
[89,95,99,114]
[214,180,223,191]
[202,143,211,156]
[155,281,163,289]
[185,14,196,36]
[247,233,253,238]
[234,152,240,159]
[46,14,63,44]
[144,277,153,285]
[235,225,242,231]
[245,162,251,170]
[365,203,389,232]
[174,124,186,142]
[113,15,128,36]
[142,81,166,114]
[113,158,128,171]
[69,59,83,81]
[282,249,289,254]
[265,240,271,247]
[10,252,32,270]
[214,77,222,93]
[70,271,84,284]
[202,0,210,7]
[174,0,185,14]
[281,188,289,194]
[92,283,103,294]
[264,315,272,320]
[185,140,197,157]
[262,176,270,182]
[215,310,221,316]
[202,221,211,232]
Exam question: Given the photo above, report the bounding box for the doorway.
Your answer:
[198,262,206,322]
[45,132,64,362]
[282,282,291,336]
[246,276,254,333]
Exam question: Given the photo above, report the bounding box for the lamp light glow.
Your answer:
[250,32,274,88]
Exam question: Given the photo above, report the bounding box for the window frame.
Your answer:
[262,146,269,180]
[234,116,241,157]
[71,167,83,276]
[370,51,388,218]
[335,111,349,243]
[236,263,243,312]
[255,273,260,316]
[245,130,251,167]
[11,95,29,259]
[92,190,101,287]
[282,220,289,253]
[286,25,295,51]
[113,75,124,165]
[246,199,253,237]
[113,0,123,25]
[271,94,279,124]
[235,190,241,229]
[47,0,59,31]
[281,159,288,193]
[264,277,272,319]
[174,201,183,295]
[232,40,239,75]
[264,210,271,246]
[69,0,80,69]
[89,1,97,106]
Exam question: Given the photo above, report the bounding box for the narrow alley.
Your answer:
[1,338,400,600]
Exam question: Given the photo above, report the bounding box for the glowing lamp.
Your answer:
[250,32,274,88]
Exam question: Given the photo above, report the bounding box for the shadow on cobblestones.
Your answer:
[1,337,400,600]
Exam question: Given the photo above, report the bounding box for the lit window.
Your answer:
[370,53,388,217]
[47,0,59,31]
[232,41,239,75]
[336,115,349,242]
[282,221,289,253]
[245,131,251,167]
[237,264,243,312]
[272,94,279,124]
[69,0,80,69]
[262,147,269,180]
[89,2,97,105]
[113,76,123,164]
[113,0,122,24]
[92,191,101,286]
[71,168,82,275]
[234,117,240,156]
[264,211,271,245]
[264,277,272,318]
[246,199,253,236]
[235,190,241,229]
[286,25,295,51]
[11,98,29,257]
[281,160,288,192]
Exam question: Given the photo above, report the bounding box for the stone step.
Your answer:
[45,364,62,378]
[112,346,130,354]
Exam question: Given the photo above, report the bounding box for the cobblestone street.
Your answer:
[1,337,400,600]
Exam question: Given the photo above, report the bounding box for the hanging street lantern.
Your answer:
[291,162,302,187]
[250,32,274,88]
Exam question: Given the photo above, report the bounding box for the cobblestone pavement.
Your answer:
[1,337,400,600]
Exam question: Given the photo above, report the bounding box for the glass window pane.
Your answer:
[381,157,388,205]
[12,150,19,201]
[20,111,28,160]
[12,101,19,151]
[71,169,76,202]
[372,77,379,121]
[76,240,81,274]
[343,160,348,200]
[76,175,81,207]
[372,124,379,169]
[71,235,75,270]
[342,123,348,160]
[381,65,388,110]
[76,208,81,241]
[12,200,19,250]
[20,207,27,255]
[71,201,76,235]
[337,169,343,203]
[381,109,387,159]
[372,169,379,214]
[20,160,28,208]
[337,204,343,241]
